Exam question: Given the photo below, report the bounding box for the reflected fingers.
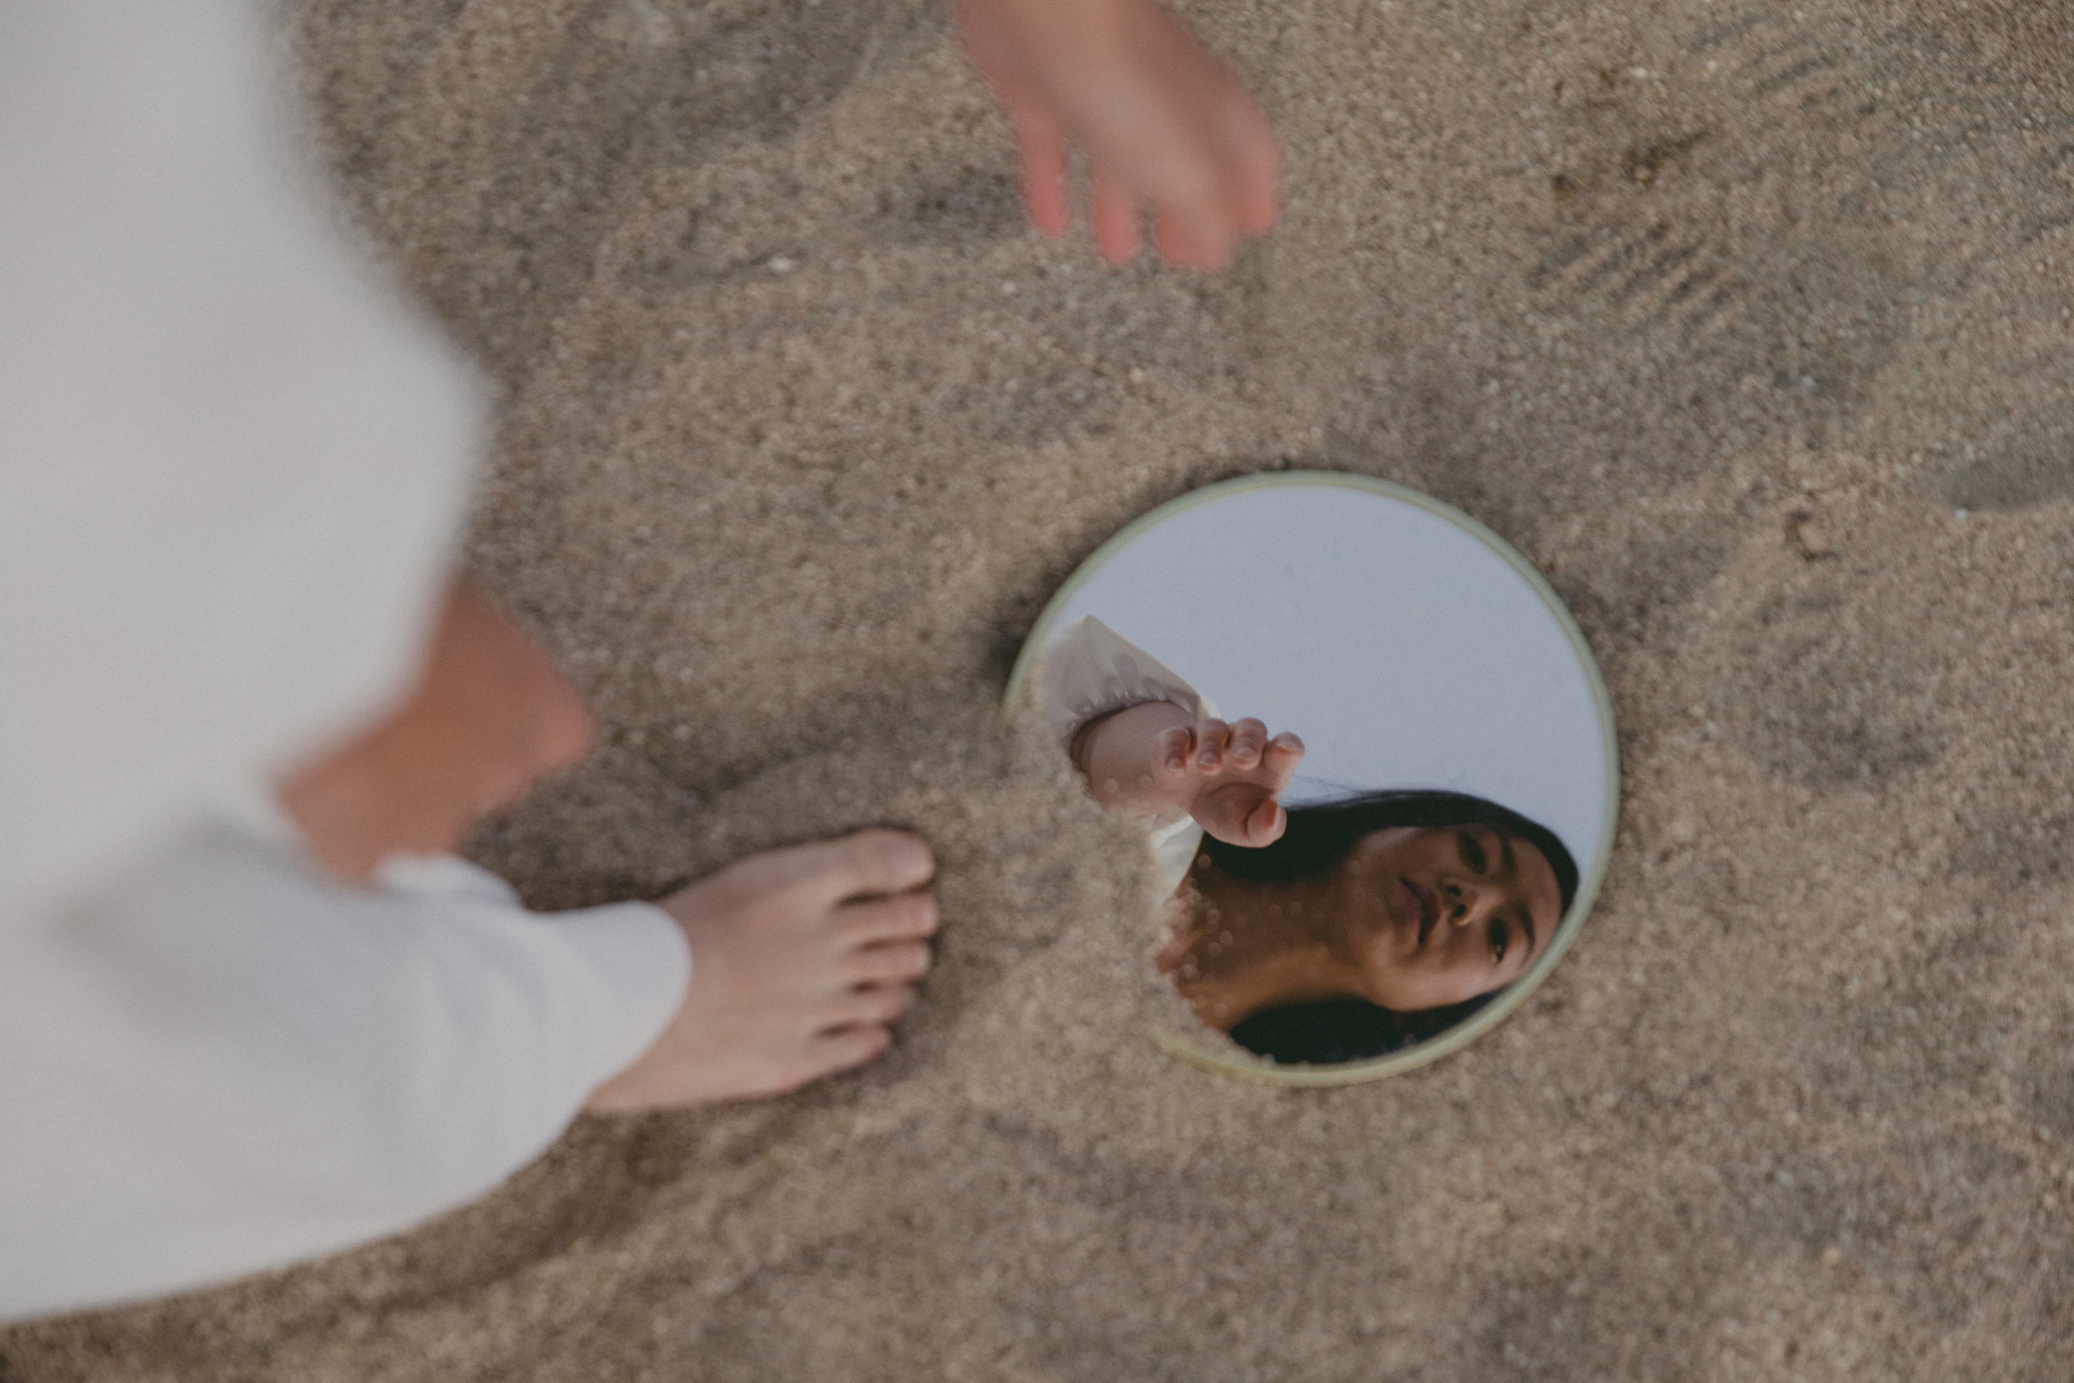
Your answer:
[1155,722,1195,774]
[1227,718,1267,769]
[1263,731,1304,789]
[1243,795,1288,847]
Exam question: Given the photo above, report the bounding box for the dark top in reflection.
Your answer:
[1226,995,1491,1064]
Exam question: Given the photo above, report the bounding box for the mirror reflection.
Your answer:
[1020,474,1613,1069]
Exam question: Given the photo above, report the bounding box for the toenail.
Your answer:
[885,838,931,874]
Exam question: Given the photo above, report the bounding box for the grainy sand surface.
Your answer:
[9,0,2074,1377]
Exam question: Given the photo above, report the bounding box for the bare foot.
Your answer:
[584,829,937,1112]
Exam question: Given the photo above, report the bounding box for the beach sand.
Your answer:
[8,0,2074,1376]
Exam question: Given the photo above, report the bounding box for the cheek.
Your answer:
[1364,946,1493,1013]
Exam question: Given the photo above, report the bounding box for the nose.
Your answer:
[1439,877,1499,930]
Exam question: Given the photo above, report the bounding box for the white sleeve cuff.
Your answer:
[0,825,690,1323]
[375,850,690,1088]
[536,897,689,1091]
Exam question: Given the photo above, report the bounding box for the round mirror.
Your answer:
[1007,473,1617,1085]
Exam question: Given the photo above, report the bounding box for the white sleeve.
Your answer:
[1033,616,1214,891]
[1032,615,1219,753]
[2,0,485,919]
[0,821,689,1324]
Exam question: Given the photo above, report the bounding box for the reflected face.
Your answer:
[1341,825,1562,1012]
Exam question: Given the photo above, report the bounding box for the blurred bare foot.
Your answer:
[584,829,938,1112]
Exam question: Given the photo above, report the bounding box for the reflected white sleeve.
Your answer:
[0,821,688,1324]
[1033,615,1217,754]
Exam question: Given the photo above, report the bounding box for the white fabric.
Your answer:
[1,0,474,916]
[1,0,691,1322]
[0,824,688,1321]
[1034,616,1211,892]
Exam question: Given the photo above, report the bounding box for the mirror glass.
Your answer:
[1009,473,1617,1082]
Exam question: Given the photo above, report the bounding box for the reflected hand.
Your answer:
[952,0,1280,271]
[1153,716,1304,847]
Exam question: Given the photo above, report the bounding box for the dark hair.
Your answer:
[1200,789,1578,913]
[1203,790,1579,1066]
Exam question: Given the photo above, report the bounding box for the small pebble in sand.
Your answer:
[1792,516,1833,558]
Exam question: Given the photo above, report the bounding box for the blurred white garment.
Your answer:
[0,1,469,914]
[0,1,687,1321]
[0,821,685,1321]
[1034,615,1212,892]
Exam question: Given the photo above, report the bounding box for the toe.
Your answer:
[762,828,935,904]
[1263,733,1303,790]
[799,1025,893,1082]
[828,982,917,1026]
[837,891,939,944]
[844,940,933,985]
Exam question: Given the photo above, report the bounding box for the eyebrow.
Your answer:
[1497,830,1517,878]
[1514,903,1539,966]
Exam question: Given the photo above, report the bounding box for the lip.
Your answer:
[1402,877,1439,948]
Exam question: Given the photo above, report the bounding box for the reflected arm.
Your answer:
[1033,616,1300,847]
[1073,699,1197,816]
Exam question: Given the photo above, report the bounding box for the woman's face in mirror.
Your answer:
[1338,824,1563,1012]
[1015,476,1614,1070]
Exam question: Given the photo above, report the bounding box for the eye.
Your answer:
[1487,916,1509,964]
[1458,830,1488,875]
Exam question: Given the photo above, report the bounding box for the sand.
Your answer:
[7,0,2074,1377]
